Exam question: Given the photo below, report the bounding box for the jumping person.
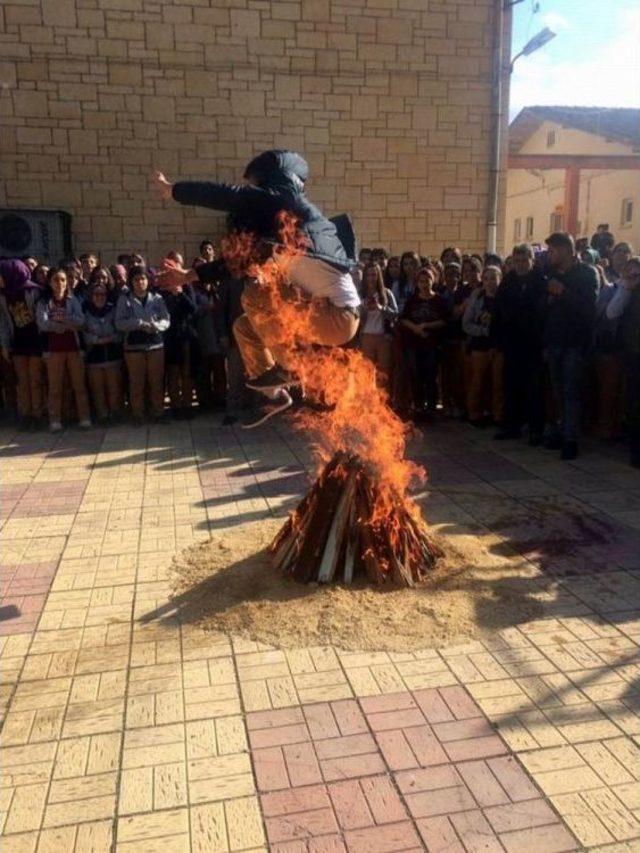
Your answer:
[153,150,360,426]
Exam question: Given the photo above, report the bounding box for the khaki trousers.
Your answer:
[233,280,359,379]
[46,351,90,424]
[125,349,165,419]
[361,333,393,389]
[467,349,504,423]
[166,343,194,410]
[13,355,44,419]
[87,363,123,420]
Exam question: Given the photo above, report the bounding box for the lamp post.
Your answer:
[486,7,556,254]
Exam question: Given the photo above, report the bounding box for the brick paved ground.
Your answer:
[1,415,639,851]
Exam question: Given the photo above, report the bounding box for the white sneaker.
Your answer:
[241,388,293,429]
[79,420,92,429]
[50,421,62,433]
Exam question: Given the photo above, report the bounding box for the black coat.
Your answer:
[172,150,353,272]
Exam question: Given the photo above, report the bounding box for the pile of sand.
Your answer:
[167,517,545,652]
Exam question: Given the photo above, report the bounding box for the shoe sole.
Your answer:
[241,390,293,429]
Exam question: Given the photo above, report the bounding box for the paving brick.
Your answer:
[331,700,368,736]
[314,734,376,761]
[343,820,422,852]
[359,775,407,825]
[283,741,323,787]
[320,753,386,782]
[439,685,483,719]
[449,809,503,853]
[551,792,615,847]
[457,760,510,807]
[404,725,450,766]
[499,822,578,852]
[266,807,339,843]
[416,815,465,852]
[262,784,331,817]
[443,734,507,763]
[253,746,290,792]
[328,779,373,830]
[487,755,540,801]
[375,730,418,771]
[404,783,476,819]
[412,688,455,723]
[484,798,559,832]
[303,704,340,740]
[395,764,462,795]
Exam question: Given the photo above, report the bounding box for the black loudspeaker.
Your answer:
[0,209,72,264]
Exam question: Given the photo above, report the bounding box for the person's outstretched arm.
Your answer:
[153,171,277,215]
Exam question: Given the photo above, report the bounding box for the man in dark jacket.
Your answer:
[494,243,547,443]
[154,151,360,426]
[543,232,598,460]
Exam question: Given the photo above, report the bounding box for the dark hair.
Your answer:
[612,242,633,254]
[462,256,483,274]
[127,264,148,288]
[440,246,462,264]
[32,264,49,285]
[89,265,114,289]
[546,232,575,252]
[383,255,401,287]
[46,267,68,297]
[597,223,610,230]
[117,253,131,266]
[484,252,503,268]
[371,247,388,261]
[79,252,98,262]
[512,243,534,259]
[199,239,214,254]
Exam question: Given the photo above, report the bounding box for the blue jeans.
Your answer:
[546,346,584,442]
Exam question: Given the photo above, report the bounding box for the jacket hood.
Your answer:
[243,150,309,189]
[0,259,31,302]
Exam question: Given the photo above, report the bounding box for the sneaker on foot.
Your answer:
[50,421,63,433]
[241,389,293,429]
[246,365,294,393]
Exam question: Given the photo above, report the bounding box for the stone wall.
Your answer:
[0,0,508,263]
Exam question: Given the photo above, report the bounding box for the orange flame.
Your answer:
[221,213,428,551]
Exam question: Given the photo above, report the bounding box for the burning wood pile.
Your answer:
[269,452,442,587]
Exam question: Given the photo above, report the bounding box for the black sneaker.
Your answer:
[560,441,578,461]
[246,365,294,393]
[241,389,293,429]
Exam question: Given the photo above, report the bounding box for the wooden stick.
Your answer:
[318,470,356,583]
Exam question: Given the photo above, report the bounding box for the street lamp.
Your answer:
[510,27,556,72]
[486,13,557,254]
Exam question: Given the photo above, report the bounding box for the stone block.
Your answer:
[108,64,142,87]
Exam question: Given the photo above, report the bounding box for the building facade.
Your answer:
[0,0,509,264]
[505,107,640,253]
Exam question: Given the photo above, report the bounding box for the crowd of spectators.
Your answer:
[0,225,638,468]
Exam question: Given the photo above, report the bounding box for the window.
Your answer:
[514,218,522,241]
[546,129,556,148]
[621,198,634,227]
[525,216,534,239]
[550,211,563,232]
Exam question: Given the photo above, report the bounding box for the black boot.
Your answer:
[561,441,578,461]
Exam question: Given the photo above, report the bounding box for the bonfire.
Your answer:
[222,214,441,587]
